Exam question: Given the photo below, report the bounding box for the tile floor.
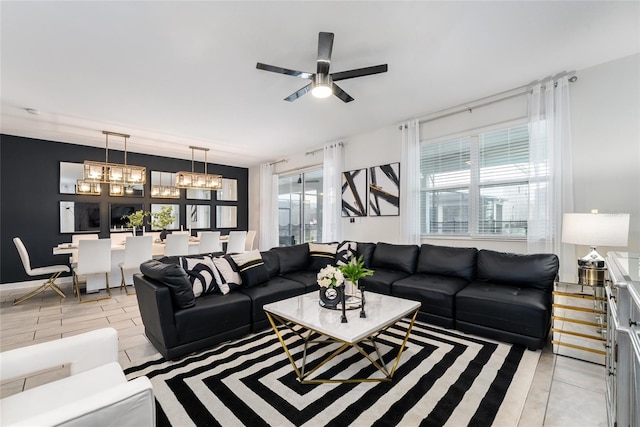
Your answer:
[0,282,609,426]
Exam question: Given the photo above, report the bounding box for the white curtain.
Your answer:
[259,163,279,250]
[322,143,344,242]
[400,120,421,245]
[527,76,575,281]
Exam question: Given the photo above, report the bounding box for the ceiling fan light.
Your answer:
[312,84,332,98]
[312,73,332,98]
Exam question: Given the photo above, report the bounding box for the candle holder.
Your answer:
[359,284,366,318]
[341,287,348,323]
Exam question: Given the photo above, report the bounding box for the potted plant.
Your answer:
[151,206,176,241]
[338,255,374,319]
[122,210,148,236]
[338,255,374,288]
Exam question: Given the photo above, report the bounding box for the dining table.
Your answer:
[52,235,228,290]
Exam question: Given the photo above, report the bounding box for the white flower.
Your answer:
[316,264,345,288]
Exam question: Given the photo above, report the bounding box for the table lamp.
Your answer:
[561,211,630,285]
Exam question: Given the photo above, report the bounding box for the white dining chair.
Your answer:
[172,230,191,235]
[110,231,133,246]
[119,236,153,294]
[71,233,99,245]
[199,231,222,253]
[72,239,112,303]
[244,230,257,251]
[144,231,161,242]
[164,233,189,256]
[226,231,247,254]
[12,237,70,305]
[70,234,99,263]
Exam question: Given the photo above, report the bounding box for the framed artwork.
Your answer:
[341,168,367,217]
[369,162,400,216]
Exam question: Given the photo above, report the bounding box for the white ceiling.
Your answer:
[1,1,639,168]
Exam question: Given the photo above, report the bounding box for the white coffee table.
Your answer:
[263,291,421,384]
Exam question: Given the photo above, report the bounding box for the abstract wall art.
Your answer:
[369,162,400,216]
[341,168,367,217]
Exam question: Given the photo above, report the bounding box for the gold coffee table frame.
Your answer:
[265,295,420,384]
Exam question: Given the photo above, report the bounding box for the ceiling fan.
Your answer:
[256,32,388,103]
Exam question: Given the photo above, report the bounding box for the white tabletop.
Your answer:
[263,291,420,344]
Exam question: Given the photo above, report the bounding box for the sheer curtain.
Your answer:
[322,143,344,243]
[527,76,575,281]
[400,120,421,245]
[259,163,279,250]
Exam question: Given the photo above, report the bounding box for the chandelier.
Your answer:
[79,131,146,196]
[76,180,101,195]
[151,171,180,199]
[175,146,222,190]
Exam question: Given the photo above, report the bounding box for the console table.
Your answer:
[604,252,640,427]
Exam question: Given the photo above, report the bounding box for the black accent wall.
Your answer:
[0,134,249,284]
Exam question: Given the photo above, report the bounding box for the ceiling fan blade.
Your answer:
[331,64,388,82]
[332,83,354,103]
[284,83,313,102]
[316,32,334,75]
[256,63,313,79]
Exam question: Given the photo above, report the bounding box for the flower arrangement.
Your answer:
[338,255,374,285]
[317,265,345,288]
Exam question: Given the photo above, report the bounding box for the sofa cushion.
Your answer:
[359,269,411,295]
[239,277,306,325]
[273,244,309,274]
[179,256,218,297]
[260,250,280,279]
[140,260,195,309]
[174,292,252,345]
[371,242,418,274]
[336,241,357,265]
[212,256,242,295]
[356,242,376,268]
[456,281,551,339]
[416,244,478,281]
[282,270,321,291]
[308,242,338,271]
[476,250,559,292]
[393,274,470,320]
[229,250,269,288]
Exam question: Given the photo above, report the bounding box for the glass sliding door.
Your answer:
[278,169,323,246]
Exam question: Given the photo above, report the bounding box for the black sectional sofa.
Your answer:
[133,242,559,360]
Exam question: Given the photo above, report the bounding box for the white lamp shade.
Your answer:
[562,213,630,247]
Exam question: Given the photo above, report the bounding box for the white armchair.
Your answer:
[0,328,155,427]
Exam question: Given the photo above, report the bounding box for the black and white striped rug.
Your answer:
[125,320,540,427]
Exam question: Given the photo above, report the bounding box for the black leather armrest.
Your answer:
[133,273,180,349]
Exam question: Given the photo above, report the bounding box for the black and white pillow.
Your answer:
[179,256,217,297]
[308,242,338,270]
[212,256,242,295]
[336,241,357,266]
[229,250,269,288]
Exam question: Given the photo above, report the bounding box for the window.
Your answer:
[421,123,536,238]
[278,169,323,246]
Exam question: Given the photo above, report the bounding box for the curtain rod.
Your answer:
[305,141,343,156]
[268,158,287,166]
[401,74,577,128]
